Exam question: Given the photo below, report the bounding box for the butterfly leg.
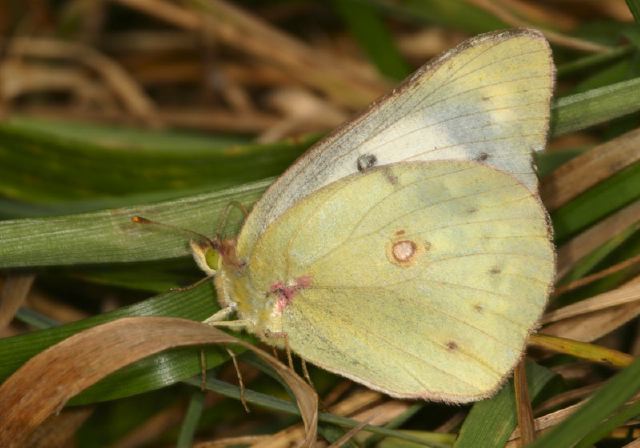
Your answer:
[301,359,314,388]
[209,320,249,329]
[203,306,249,329]
[264,329,294,371]
[203,305,237,324]
[199,349,207,391]
[225,347,250,412]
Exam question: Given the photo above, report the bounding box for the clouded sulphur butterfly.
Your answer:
[199,29,555,402]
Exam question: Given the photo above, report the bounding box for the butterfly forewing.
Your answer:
[237,29,553,255]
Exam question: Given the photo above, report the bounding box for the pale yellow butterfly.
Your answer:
[197,29,555,402]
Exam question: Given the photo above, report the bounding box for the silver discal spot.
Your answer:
[357,153,377,172]
[386,233,429,268]
[392,240,416,262]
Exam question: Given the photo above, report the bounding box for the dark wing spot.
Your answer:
[383,168,399,185]
[466,207,477,214]
[357,153,377,172]
[474,304,484,313]
[395,229,406,236]
[446,341,458,351]
[475,152,489,162]
[489,266,501,274]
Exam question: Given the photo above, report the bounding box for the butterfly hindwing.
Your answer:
[242,161,554,401]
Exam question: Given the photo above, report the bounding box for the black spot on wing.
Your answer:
[357,153,377,172]
[475,152,490,161]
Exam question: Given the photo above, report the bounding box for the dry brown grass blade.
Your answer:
[194,435,271,447]
[543,276,640,342]
[541,127,640,211]
[491,0,578,29]
[5,37,160,126]
[0,317,318,448]
[327,415,375,448]
[0,273,35,328]
[514,359,536,445]
[0,60,117,110]
[553,254,640,296]
[114,0,386,109]
[253,389,384,447]
[543,279,640,324]
[506,401,583,446]
[624,438,640,447]
[508,393,640,446]
[556,200,640,279]
[466,0,610,51]
[191,0,386,108]
[542,300,640,343]
[550,0,633,22]
[25,408,94,448]
[27,288,88,324]
[19,104,279,133]
[534,383,603,415]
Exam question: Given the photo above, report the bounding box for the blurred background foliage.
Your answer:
[1,0,640,447]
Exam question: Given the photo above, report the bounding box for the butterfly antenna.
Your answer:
[131,215,218,248]
[215,201,249,238]
[168,275,214,293]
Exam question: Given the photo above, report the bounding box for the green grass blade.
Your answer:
[177,389,205,448]
[0,180,268,267]
[551,76,640,136]
[372,0,505,34]
[334,0,411,80]
[626,0,640,23]
[527,356,640,448]
[551,163,640,242]
[0,117,311,203]
[187,377,451,447]
[557,46,633,77]
[454,362,555,448]
[575,399,640,447]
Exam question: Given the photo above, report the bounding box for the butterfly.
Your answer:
[195,29,555,402]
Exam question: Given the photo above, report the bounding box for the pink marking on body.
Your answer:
[296,275,313,288]
[269,275,313,312]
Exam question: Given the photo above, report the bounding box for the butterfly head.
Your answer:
[131,215,243,277]
[190,235,245,277]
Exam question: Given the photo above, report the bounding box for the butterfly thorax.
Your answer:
[215,254,298,347]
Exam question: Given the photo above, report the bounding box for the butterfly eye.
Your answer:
[190,240,218,276]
